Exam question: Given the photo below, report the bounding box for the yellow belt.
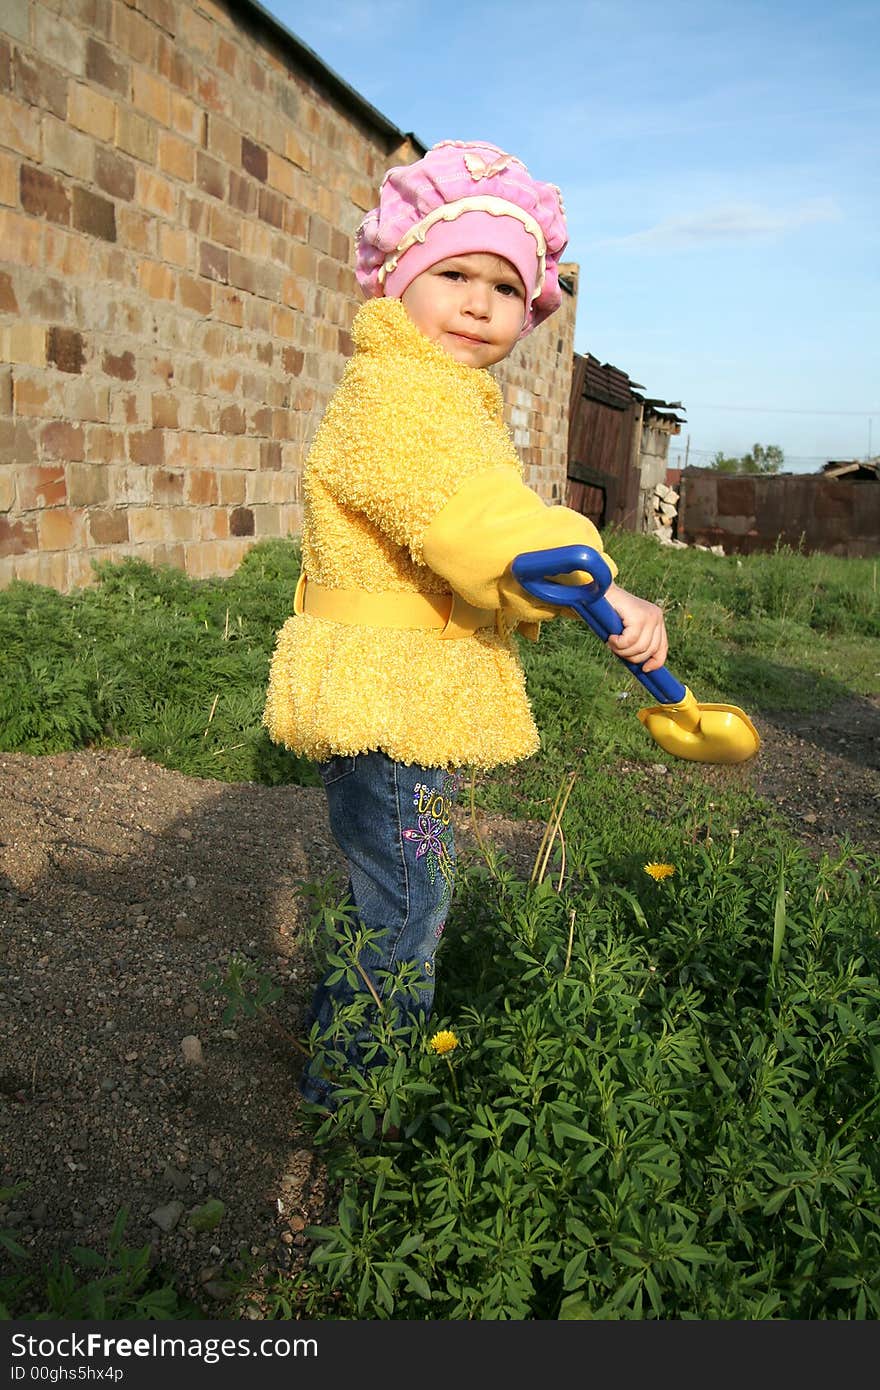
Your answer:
[293,572,496,640]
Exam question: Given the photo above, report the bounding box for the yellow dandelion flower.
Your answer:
[644,862,675,881]
[429,1029,459,1055]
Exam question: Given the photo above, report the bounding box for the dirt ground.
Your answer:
[0,692,877,1315]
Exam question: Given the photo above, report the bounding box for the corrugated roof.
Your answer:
[822,459,880,480]
[574,351,686,423]
[576,352,636,409]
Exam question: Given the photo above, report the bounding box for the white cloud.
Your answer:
[596,198,842,252]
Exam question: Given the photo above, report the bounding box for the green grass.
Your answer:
[1,533,878,1320]
[1,532,876,789]
[0,538,318,786]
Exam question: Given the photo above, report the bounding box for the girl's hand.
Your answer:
[604,583,668,673]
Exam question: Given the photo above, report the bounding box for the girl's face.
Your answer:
[399,253,527,367]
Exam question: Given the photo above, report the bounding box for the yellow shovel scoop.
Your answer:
[511,545,760,766]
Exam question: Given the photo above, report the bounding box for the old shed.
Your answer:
[566,349,685,532]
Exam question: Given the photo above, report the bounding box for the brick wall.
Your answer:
[494,266,577,504]
[0,0,576,592]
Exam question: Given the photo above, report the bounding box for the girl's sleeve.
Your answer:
[317,355,616,625]
[420,467,617,625]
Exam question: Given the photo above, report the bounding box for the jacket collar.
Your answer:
[350,297,504,412]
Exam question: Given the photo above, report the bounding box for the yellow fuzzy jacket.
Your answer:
[262,297,615,770]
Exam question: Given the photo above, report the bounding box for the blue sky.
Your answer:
[262,0,879,473]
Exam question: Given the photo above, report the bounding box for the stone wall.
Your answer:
[0,0,575,592]
[637,417,679,534]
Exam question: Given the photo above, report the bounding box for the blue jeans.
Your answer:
[299,751,463,1108]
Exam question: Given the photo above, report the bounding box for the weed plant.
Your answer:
[276,837,880,1320]
[0,1198,202,1319]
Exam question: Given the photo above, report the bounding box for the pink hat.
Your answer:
[355,140,569,336]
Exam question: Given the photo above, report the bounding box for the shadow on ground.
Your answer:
[0,748,541,1314]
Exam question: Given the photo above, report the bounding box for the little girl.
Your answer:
[263,140,668,1111]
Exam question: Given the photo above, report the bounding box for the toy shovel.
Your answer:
[512,545,760,765]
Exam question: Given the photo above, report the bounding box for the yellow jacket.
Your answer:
[262,297,615,770]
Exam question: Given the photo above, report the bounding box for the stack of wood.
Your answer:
[645,482,680,543]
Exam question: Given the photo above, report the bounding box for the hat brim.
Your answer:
[383,211,539,314]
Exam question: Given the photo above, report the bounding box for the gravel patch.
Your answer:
[0,747,542,1313]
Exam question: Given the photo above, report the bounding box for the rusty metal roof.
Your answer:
[822,459,880,480]
[574,352,686,424]
[637,396,687,429]
[575,352,641,410]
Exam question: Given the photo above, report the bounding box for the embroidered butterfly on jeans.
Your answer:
[403,813,454,896]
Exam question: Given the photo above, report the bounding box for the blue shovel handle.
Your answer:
[511,545,687,706]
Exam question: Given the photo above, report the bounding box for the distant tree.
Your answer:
[710,451,741,473]
[741,443,784,474]
[710,443,784,474]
